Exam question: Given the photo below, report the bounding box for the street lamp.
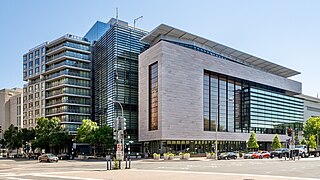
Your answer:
[215,98,234,160]
[108,98,125,160]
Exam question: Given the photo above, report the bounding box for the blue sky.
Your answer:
[0,0,319,96]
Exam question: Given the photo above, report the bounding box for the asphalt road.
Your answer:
[0,157,320,180]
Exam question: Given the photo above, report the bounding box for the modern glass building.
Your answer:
[139,24,303,153]
[87,18,148,152]
[44,35,91,133]
[23,34,91,133]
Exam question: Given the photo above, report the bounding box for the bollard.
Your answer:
[106,160,109,170]
[119,160,121,169]
[110,159,113,170]
[129,158,131,169]
[125,158,128,169]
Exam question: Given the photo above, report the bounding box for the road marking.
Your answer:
[31,174,104,180]
[130,169,318,180]
[5,177,32,180]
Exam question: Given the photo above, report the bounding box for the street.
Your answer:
[0,157,320,180]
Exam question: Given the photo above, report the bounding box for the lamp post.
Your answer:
[108,98,125,160]
[215,98,233,160]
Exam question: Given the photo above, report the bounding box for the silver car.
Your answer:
[38,153,59,162]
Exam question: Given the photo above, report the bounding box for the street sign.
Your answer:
[117,143,122,151]
[116,151,124,161]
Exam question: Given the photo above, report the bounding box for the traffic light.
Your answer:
[121,117,126,130]
[287,127,293,136]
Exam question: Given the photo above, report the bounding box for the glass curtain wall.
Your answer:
[204,70,304,134]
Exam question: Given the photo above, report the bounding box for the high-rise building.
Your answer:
[23,35,91,133]
[139,24,304,153]
[0,88,23,138]
[87,18,148,152]
[23,43,47,129]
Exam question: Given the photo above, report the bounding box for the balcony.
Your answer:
[46,81,90,90]
[46,99,91,107]
[46,109,91,116]
[46,42,90,55]
[46,90,90,99]
[45,71,90,81]
[46,61,90,72]
[46,51,90,64]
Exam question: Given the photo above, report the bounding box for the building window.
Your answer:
[23,63,27,70]
[35,58,40,66]
[41,47,45,54]
[41,56,45,63]
[149,62,158,131]
[23,72,27,78]
[29,69,33,76]
[29,61,33,68]
[41,65,45,72]
[35,50,39,57]
[23,55,27,62]
[29,53,33,59]
[35,67,39,75]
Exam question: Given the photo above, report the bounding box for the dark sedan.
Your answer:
[57,153,71,160]
[218,152,238,160]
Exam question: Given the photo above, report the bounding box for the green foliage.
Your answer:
[304,116,320,139]
[113,158,119,169]
[3,124,22,150]
[247,131,259,149]
[77,119,114,156]
[301,138,307,145]
[33,117,69,152]
[93,125,114,149]
[271,134,281,150]
[309,135,317,149]
[76,119,98,144]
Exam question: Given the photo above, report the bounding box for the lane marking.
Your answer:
[130,169,319,180]
[31,174,105,180]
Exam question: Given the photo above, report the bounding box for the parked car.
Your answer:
[244,152,260,159]
[38,153,58,162]
[57,153,71,160]
[270,148,290,158]
[218,152,237,160]
[294,145,309,158]
[258,151,270,159]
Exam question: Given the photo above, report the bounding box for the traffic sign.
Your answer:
[117,143,122,151]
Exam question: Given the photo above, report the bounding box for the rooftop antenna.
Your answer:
[116,8,119,22]
[134,16,143,29]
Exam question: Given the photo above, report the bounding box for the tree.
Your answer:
[247,131,259,150]
[309,135,317,149]
[301,138,307,145]
[94,124,115,154]
[304,117,320,139]
[271,134,281,150]
[3,124,22,151]
[76,119,99,156]
[33,117,69,153]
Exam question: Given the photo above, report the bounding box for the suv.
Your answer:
[270,148,290,158]
[295,145,309,158]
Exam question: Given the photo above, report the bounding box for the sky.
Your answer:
[0,0,319,97]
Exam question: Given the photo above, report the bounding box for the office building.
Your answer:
[23,44,47,128]
[0,88,23,138]
[87,18,148,152]
[23,35,91,133]
[296,94,320,122]
[139,24,304,153]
